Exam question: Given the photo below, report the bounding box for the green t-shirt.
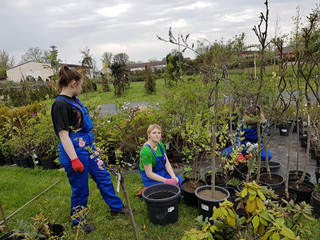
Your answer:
[139,142,166,171]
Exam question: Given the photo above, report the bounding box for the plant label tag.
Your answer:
[166,143,169,150]
[201,204,209,211]
[168,207,174,212]
[281,129,287,132]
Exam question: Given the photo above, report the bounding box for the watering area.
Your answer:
[100,102,318,184]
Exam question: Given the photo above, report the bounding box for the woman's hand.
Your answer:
[172,176,179,183]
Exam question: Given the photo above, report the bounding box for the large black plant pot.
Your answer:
[288,170,311,182]
[181,179,206,207]
[260,161,282,174]
[20,156,34,169]
[204,172,225,186]
[40,155,57,170]
[195,186,230,220]
[311,190,320,218]
[142,183,181,226]
[288,180,315,204]
[228,163,248,180]
[259,173,284,189]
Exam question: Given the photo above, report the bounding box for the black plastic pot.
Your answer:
[181,179,206,207]
[259,173,284,189]
[315,167,320,185]
[173,152,183,163]
[311,149,320,161]
[142,183,181,225]
[260,161,282,174]
[279,126,291,136]
[0,233,12,240]
[300,138,307,148]
[195,186,230,220]
[40,155,57,170]
[51,223,65,237]
[0,156,6,166]
[288,180,315,204]
[273,187,297,203]
[288,170,311,182]
[204,172,225,186]
[20,156,34,169]
[11,157,21,167]
[311,190,320,218]
[228,163,248,180]
[4,157,14,165]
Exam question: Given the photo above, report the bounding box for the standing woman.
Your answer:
[221,105,272,161]
[139,124,183,187]
[51,65,133,232]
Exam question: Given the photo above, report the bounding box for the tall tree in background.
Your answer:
[144,65,156,94]
[20,47,50,64]
[110,52,130,96]
[80,46,94,99]
[0,49,15,76]
[164,49,183,86]
[101,52,113,66]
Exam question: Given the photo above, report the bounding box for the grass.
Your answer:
[0,166,198,240]
[78,78,172,105]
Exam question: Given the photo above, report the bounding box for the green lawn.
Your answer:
[0,166,198,240]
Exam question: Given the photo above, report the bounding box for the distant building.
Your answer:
[6,62,82,83]
[279,46,295,59]
[126,60,167,71]
[0,76,6,84]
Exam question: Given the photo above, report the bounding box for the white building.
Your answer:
[6,61,54,82]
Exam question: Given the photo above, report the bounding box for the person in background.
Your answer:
[51,65,134,233]
[139,124,183,187]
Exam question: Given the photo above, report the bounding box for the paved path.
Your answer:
[100,101,155,115]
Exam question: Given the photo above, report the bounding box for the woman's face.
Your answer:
[73,79,83,96]
[148,128,161,143]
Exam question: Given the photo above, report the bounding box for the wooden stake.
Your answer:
[0,180,61,225]
[0,201,10,234]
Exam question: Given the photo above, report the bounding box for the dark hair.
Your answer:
[244,105,265,122]
[58,65,82,90]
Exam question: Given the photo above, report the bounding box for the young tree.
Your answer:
[20,47,50,64]
[0,49,15,76]
[144,66,156,94]
[80,46,94,99]
[110,53,130,96]
[101,52,113,66]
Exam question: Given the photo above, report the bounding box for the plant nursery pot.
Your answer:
[300,138,307,148]
[173,152,183,163]
[225,185,238,199]
[12,157,21,167]
[272,187,297,203]
[260,161,282,174]
[311,149,320,161]
[311,190,320,218]
[0,157,5,166]
[288,180,315,204]
[288,170,311,182]
[259,173,284,189]
[20,156,34,169]
[195,186,230,220]
[142,183,181,226]
[4,157,14,165]
[237,182,272,192]
[51,223,65,237]
[40,155,57,170]
[279,126,291,136]
[204,172,225,186]
[315,167,320,185]
[228,163,248,180]
[0,233,12,240]
[181,179,206,207]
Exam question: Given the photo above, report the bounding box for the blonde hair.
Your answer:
[244,105,265,122]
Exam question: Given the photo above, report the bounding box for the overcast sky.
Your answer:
[1,0,317,69]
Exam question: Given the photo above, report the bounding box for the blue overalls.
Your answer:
[139,143,183,188]
[221,124,272,161]
[55,96,124,224]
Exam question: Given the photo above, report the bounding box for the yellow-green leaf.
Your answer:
[212,208,222,220]
[258,223,265,236]
[246,199,256,213]
[259,211,272,221]
[221,207,228,216]
[227,214,236,227]
[271,232,280,240]
[260,232,271,240]
[252,215,260,229]
[260,216,269,226]
[258,189,266,201]
[256,197,265,210]
[241,187,248,197]
[228,208,235,218]
[280,227,296,239]
[249,194,256,201]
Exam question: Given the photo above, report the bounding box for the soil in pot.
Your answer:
[289,170,311,182]
[259,173,284,189]
[260,161,281,174]
[273,188,297,203]
[182,180,205,193]
[197,189,227,201]
[288,180,315,203]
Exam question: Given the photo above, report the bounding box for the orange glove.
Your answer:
[71,157,84,173]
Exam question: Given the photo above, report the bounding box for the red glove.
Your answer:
[71,157,84,173]
[165,179,178,186]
